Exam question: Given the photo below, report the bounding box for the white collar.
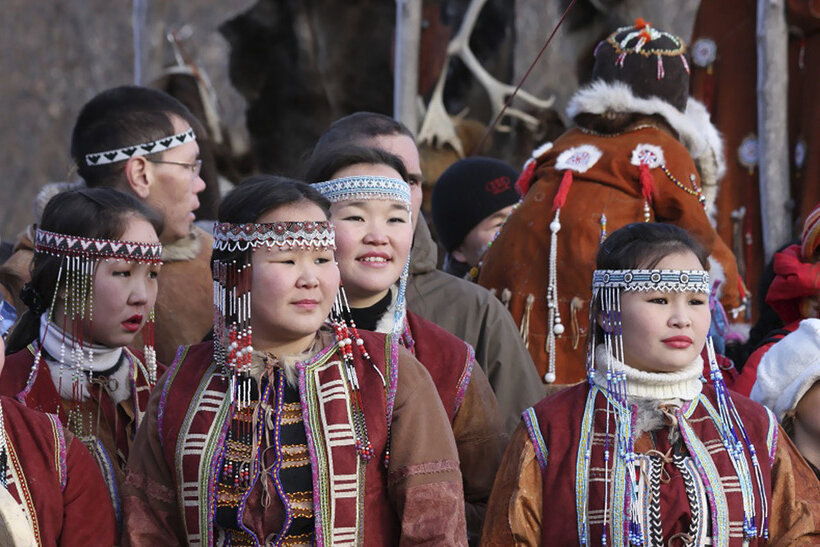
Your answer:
[592,344,704,401]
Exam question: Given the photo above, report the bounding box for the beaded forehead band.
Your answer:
[84,128,196,167]
[312,176,411,208]
[592,269,710,293]
[35,228,163,263]
[213,221,336,252]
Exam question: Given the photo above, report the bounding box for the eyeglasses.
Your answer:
[147,158,203,177]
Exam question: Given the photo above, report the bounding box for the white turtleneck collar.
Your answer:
[39,313,130,402]
[591,344,704,402]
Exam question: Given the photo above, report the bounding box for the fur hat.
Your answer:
[751,318,820,421]
[591,18,690,112]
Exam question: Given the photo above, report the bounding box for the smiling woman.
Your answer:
[1,186,164,537]
[122,175,467,545]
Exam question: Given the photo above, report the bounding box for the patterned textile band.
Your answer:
[84,128,196,166]
[213,221,336,252]
[35,228,163,263]
[312,176,411,207]
[592,269,710,293]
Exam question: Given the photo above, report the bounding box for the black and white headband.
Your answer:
[84,128,196,167]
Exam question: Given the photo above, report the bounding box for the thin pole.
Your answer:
[393,0,422,133]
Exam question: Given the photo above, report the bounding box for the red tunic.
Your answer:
[0,395,116,545]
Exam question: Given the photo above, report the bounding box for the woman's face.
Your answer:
[616,250,712,373]
[83,216,161,348]
[249,201,340,353]
[329,163,413,308]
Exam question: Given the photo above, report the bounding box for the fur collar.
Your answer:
[373,287,400,335]
[34,180,87,221]
[162,227,205,262]
[566,81,725,221]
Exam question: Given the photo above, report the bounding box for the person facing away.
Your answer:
[305,144,506,543]
[481,222,820,546]
[477,20,744,389]
[122,176,467,546]
[0,85,212,366]
[308,111,544,433]
[431,157,520,280]
[2,187,163,538]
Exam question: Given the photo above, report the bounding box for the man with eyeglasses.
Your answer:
[0,86,213,365]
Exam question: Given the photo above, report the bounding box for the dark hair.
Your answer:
[596,222,709,271]
[6,188,163,353]
[589,222,710,344]
[213,175,331,266]
[309,112,413,165]
[71,86,202,188]
[303,144,409,185]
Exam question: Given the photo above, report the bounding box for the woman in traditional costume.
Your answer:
[305,145,506,543]
[1,187,163,534]
[481,222,820,546]
[0,333,116,545]
[122,176,466,545]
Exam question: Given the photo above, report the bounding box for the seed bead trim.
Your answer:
[35,228,163,263]
[605,23,686,58]
[592,269,710,294]
[84,128,196,166]
[212,221,336,252]
[313,176,411,207]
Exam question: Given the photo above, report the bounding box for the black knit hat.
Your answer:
[431,157,520,252]
[591,18,690,111]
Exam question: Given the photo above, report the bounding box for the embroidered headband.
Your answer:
[604,21,686,59]
[592,269,710,294]
[35,228,163,263]
[213,221,336,252]
[84,128,196,167]
[312,176,411,207]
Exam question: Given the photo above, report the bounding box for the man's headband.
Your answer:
[35,228,163,263]
[84,128,196,167]
[592,269,710,293]
[312,176,411,207]
[213,221,336,252]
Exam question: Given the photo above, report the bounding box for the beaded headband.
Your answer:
[35,228,163,263]
[212,221,336,252]
[84,128,196,167]
[592,269,710,293]
[312,176,411,207]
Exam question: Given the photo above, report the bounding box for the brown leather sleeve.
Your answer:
[388,346,468,546]
[480,424,542,546]
[121,376,187,546]
[768,425,820,546]
[454,363,507,544]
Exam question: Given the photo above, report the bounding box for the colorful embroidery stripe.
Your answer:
[454,343,474,415]
[158,344,190,438]
[575,387,598,543]
[522,408,548,470]
[678,398,729,547]
[765,407,778,467]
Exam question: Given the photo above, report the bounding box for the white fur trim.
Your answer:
[34,180,87,221]
[531,141,553,160]
[566,81,725,212]
[751,318,820,421]
[630,144,665,168]
[555,145,602,173]
[373,287,400,335]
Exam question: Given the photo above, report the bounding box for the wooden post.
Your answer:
[756,0,791,260]
[394,0,422,134]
